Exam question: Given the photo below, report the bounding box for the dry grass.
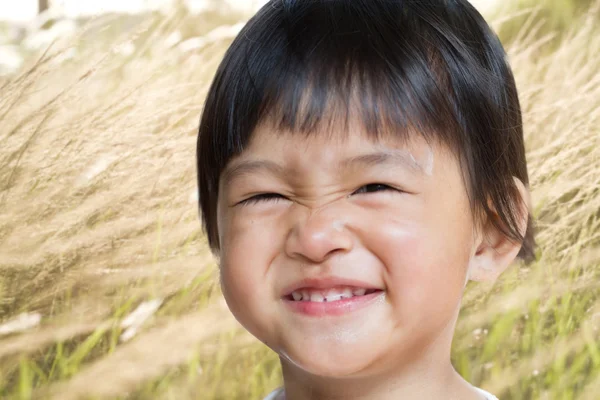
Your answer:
[0,2,599,400]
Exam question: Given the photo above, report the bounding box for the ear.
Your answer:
[467,177,530,283]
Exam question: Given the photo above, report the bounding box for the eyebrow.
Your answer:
[221,150,427,186]
[222,159,286,186]
[341,150,427,174]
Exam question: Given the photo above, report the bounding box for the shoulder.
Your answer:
[263,387,284,400]
[473,386,499,400]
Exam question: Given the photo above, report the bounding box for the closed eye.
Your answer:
[238,184,399,206]
[352,183,399,195]
[238,193,287,206]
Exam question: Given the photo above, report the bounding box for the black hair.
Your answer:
[196,0,536,263]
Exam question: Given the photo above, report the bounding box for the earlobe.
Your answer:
[467,177,530,283]
[467,245,503,282]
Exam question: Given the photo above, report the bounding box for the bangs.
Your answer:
[258,35,455,148]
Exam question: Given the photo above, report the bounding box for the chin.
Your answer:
[280,341,376,378]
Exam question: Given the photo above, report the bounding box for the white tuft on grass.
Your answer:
[75,155,117,186]
[0,312,42,336]
[120,299,163,343]
[178,23,245,52]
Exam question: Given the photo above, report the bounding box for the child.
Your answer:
[196,0,536,398]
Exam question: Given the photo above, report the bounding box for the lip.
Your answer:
[281,276,382,297]
[283,290,385,317]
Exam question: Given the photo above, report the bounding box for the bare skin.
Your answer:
[216,121,529,400]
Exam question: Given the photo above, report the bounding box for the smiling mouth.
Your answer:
[285,286,383,303]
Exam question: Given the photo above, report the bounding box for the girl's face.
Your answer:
[216,123,478,377]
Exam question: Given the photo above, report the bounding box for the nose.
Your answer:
[285,206,353,264]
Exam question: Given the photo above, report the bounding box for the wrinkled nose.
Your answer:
[285,207,353,263]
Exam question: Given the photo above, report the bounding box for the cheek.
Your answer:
[367,211,470,315]
[218,210,282,327]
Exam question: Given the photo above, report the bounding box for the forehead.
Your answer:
[221,121,445,185]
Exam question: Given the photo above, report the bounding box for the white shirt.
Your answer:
[263,386,499,400]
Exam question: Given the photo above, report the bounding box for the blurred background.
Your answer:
[0,0,599,399]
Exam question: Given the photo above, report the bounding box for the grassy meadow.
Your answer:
[0,1,599,399]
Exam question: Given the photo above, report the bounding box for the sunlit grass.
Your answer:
[0,1,599,399]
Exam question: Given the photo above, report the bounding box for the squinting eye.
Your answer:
[352,183,398,195]
[238,193,287,206]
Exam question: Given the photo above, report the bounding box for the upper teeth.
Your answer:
[290,287,369,302]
